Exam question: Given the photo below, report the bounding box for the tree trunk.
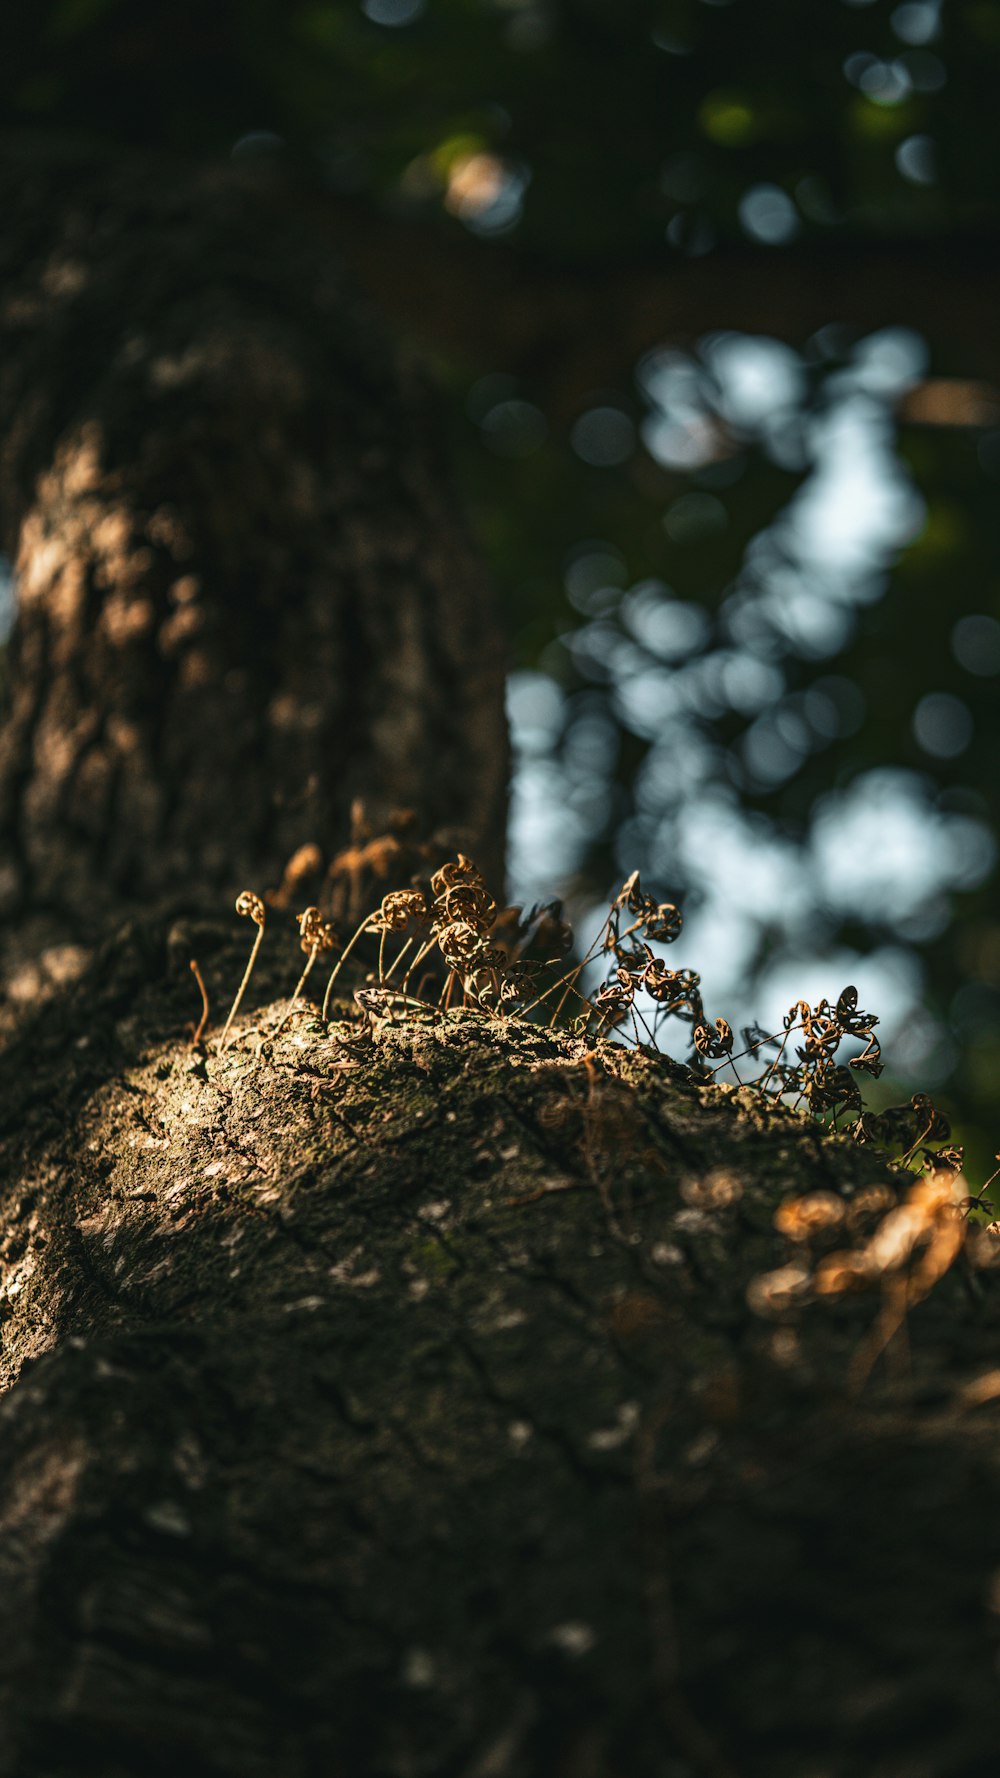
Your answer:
[2,140,1000,1778]
[0,136,507,925]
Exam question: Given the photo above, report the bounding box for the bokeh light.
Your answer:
[912,691,974,758]
[505,319,998,1105]
[952,614,1000,676]
[362,0,425,27]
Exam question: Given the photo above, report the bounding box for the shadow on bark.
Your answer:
[2,976,1000,1778]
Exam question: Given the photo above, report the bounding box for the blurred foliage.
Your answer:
[2,0,999,1168]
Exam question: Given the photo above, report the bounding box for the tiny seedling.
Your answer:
[220,891,266,1050]
[189,958,210,1046]
[276,906,337,1033]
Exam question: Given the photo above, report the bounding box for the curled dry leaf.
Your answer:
[372,889,430,933]
[236,890,265,926]
[297,907,338,953]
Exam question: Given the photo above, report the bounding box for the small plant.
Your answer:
[189,958,210,1046]
[202,816,996,1400]
[222,824,965,1178]
[220,891,266,1050]
[276,907,338,1033]
[266,842,323,910]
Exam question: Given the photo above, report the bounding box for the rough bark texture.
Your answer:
[3,137,1000,1778]
[0,137,507,922]
[1,925,1000,1778]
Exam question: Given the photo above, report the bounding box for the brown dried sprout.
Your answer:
[750,1164,974,1387]
[213,829,991,1265]
[833,1168,969,1390]
[371,890,430,933]
[853,1092,952,1160]
[437,920,489,968]
[708,985,886,1127]
[693,1017,734,1060]
[275,907,339,1033]
[220,892,266,1050]
[267,842,323,910]
[435,882,497,933]
[429,854,485,896]
[236,890,265,921]
[616,869,683,944]
[189,958,210,1046]
[325,804,434,922]
[593,978,634,1030]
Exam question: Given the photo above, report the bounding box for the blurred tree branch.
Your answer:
[320,194,1000,421]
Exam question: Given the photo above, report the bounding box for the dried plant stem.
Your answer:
[547,973,582,1027]
[402,934,439,999]
[972,1162,1000,1205]
[383,937,414,985]
[704,1027,783,1080]
[221,923,265,1051]
[520,918,622,1023]
[898,1109,939,1167]
[438,969,457,1012]
[521,959,587,1021]
[633,1003,658,1048]
[275,945,321,1036]
[321,914,374,1022]
[758,1022,800,1096]
[189,959,210,1046]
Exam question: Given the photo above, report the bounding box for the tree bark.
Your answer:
[2,139,1000,1778]
[2,933,1000,1778]
[0,136,507,924]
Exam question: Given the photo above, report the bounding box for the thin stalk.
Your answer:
[973,1162,1000,1204]
[438,969,456,1012]
[402,933,439,1000]
[521,912,640,1024]
[321,913,375,1021]
[383,936,414,985]
[190,959,210,1046]
[703,1026,783,1081]
[758,1021,800,1097]
[275,943,320,1036]
[221,923,265,1051]
[521,958,589,1022]
[897,1110,938,1168]
[546,969,585,1028]
[546,976,594,1026]
[518,920,610,1022]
